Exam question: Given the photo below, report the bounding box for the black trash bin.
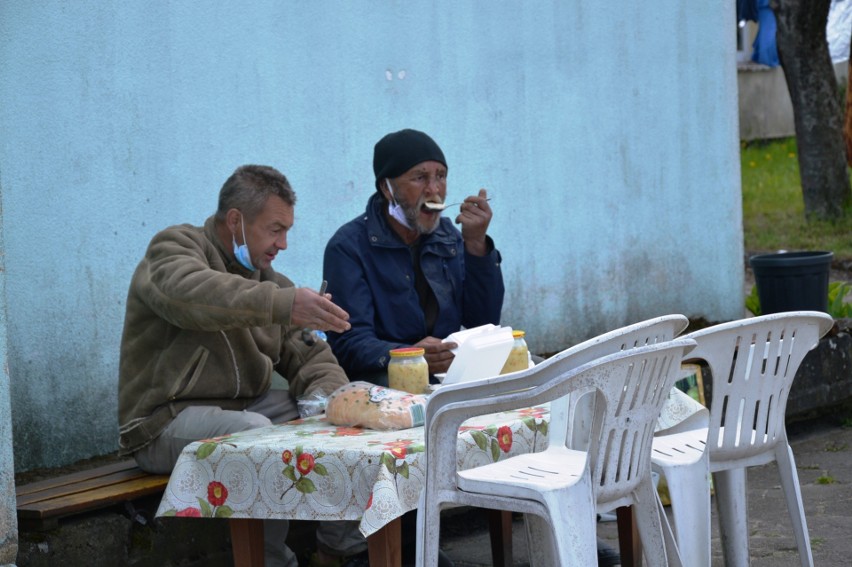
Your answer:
[749,251,833,314]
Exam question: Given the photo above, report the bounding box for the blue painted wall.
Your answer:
[0,2,742,471]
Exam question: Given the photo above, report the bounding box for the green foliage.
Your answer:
[816,474,836,485]
[746,282,851,318]
[745,285,762,316]
[828,281,852,318]
[741,137,852,257]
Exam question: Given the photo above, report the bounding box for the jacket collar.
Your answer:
[203,216,261,279]
[364,192,457,248]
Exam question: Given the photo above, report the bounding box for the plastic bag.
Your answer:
[296,390,328,418]
[326,381,427,430]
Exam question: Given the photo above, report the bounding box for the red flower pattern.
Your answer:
[282,449,293,464]
[175,507,202,517]
[333,427,366,437]
[517,406,547,419]
[207,481,228,506]
[297,452,316,475]
[497,426,513,453]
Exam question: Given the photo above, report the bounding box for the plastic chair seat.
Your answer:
[652,428,708,469]
[458,446,587,499]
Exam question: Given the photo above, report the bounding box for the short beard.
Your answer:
[401,200,440,236]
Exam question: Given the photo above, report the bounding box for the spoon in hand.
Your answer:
[424,198,492,211]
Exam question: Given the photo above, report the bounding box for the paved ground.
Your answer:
[437,412,852,567]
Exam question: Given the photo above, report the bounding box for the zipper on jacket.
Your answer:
[220,330,242,398]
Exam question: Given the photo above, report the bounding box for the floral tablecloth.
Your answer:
[155,406,550,537]
[156,387,703,538]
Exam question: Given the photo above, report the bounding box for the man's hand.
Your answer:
[413,336,457,375]
[291,288,351,333]
[455,188,492,257]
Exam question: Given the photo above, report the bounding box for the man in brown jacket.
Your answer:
[118,164,351,567]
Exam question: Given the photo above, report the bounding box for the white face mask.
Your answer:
[231,213,255,271]
[385,179,414,230]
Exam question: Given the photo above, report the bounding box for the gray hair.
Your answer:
[215,165,296,222]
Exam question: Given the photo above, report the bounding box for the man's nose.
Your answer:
[276,233,288,250]
[425,176,443,195]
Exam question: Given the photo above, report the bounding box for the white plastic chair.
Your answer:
[415,338,696,567]
[426,314,689,565]
[660,311,834,567]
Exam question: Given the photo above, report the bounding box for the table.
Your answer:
[156,387,703,567]
[156,405,552,567]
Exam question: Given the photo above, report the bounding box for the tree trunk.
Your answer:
[773,0,851,219]
[845,32,852,165]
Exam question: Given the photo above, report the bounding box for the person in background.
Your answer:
[118,164,351,567]
[323,128,504,385]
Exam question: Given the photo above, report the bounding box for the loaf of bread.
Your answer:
[326,381,427,430]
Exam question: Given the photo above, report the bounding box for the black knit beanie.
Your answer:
[373,129,447,189]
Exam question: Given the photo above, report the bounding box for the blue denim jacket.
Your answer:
[323,192,504,382]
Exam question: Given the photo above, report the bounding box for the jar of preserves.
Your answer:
[500,330,529,374]
[388,347,429,394]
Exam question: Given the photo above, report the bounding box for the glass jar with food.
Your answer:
[388,347,429,394]
[500,330,529,374]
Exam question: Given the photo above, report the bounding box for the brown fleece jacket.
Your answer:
[118,216,347,454]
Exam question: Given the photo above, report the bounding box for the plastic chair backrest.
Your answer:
[684,311,834,465]
[423,338,697,507]
[591,339,695,507]
[432,315,689,408]
[548,315,689,448]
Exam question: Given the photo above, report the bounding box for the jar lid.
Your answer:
[512,330,525,338]
[390,347,426,357]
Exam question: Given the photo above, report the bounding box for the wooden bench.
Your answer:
[15,459,170,531]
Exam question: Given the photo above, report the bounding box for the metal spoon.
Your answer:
[424,198,492,211]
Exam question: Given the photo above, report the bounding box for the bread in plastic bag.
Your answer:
[326,381,427,430]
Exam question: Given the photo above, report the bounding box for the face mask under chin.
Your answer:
[385,180,439,236]
[232,214,255,271]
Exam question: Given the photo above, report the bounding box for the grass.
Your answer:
[816,474,836,485]
[741,137,852,260]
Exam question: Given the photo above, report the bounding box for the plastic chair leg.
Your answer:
[656,492,683,567]
[415,492,442,567]
[775,443,815,567]
[661,456,711,567]
[631,480,675,567]
[713,467,750,567]
[524,513,558,567]
[524,478,597,567]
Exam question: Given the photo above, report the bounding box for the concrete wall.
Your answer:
[0,2,744,472]
[738,61,848,141]
[0,186,18,564]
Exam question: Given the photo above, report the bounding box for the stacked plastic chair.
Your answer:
[415,335,695,566]
[655,311,834,567]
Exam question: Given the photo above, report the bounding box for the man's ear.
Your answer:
[225,208,242,234]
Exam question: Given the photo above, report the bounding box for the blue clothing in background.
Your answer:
[752,0,780,67]
[737,0,759,22]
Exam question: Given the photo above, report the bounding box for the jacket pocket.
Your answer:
[166,345,209,401]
